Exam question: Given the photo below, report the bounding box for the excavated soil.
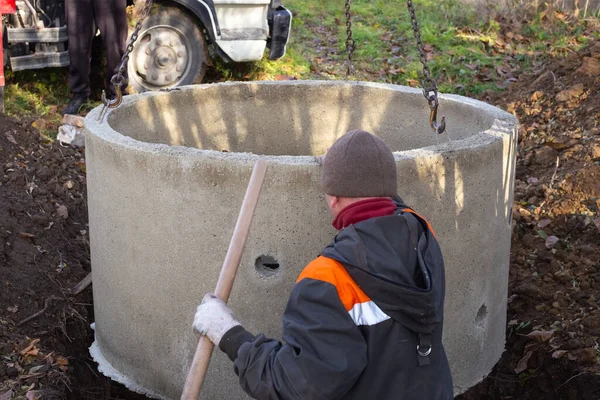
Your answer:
[459,40,600,399]
[1,39,600,399]
[0,115,144,399]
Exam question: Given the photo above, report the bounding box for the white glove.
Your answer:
[193,293,241,345]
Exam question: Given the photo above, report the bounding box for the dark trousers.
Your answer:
[65,0,128,98]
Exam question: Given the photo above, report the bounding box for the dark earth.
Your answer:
[1,39,600,399]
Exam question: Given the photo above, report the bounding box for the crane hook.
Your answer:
[427,95,446,135]
[98,75,124,122]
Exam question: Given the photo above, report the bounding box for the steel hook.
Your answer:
[428,98,446,135]
[98,85,123,122]
[101,86,123,109]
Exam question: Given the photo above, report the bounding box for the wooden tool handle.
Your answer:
[181,159,268,400]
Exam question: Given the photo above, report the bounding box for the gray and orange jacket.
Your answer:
[219,198,453,399]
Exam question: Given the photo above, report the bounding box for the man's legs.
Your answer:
[93,0,128,99]
[64,0,94,114]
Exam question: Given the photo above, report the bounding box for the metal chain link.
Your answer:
[99,0,153,120]
[406,0,445,134]
[344,0,356,78]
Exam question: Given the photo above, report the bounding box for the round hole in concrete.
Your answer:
[475,304,488,328]
[255,255,280,277]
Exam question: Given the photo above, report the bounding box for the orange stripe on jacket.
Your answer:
[296,256,370,312]
[401,208,437,239]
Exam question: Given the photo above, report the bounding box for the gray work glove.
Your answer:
[193,293,241,345]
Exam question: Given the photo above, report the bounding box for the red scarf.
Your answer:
[332,198,396,230]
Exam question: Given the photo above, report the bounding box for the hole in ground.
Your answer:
[255,255,280,277]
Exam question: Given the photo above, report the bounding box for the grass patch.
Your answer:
[2,0,597,131]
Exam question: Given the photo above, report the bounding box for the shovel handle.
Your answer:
[181,159,268,400]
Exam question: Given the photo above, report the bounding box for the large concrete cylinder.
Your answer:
[84,81,517,399]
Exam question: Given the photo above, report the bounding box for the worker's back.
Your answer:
[317,204,453,399]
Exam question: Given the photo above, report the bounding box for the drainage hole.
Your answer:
[255,255,280,277]
[475,304,488,328]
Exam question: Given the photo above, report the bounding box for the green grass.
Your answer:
[3,0,597,132]
[245,0,597,95]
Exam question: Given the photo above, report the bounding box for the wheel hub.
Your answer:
[132,26,189,87]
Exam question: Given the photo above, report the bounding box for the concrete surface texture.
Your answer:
[84,80,518,399]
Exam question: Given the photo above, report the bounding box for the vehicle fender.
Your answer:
[166,0,220,40]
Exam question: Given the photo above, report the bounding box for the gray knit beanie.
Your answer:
[321,130,397,197]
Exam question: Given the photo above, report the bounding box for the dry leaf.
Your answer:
[55,355,69,366]
[26,390,44,400]
[5,131,18,145]
[7,305,18,313]
[273,75,296,81]
[576,57,600,76]
[546,142,571,150]
[552,350,568,359]
[31,119,46,131]
[0,390,14,400]
[20,339,40,356]
[555,84,584,102]
[56,205,69,219]
[545,236,559,249]
[25,348,40,357]
[19,232,36,239]
[527,330,554,342]
[537,219,552,228]
[515,350,533,374]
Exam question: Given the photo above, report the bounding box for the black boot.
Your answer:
[62,94,88,115]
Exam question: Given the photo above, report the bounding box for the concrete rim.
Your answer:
[84,80,517,165]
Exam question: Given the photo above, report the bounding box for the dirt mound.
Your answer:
[459,39,600,399]
[0,114,142,399]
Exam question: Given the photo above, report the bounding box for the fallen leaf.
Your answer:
[545,236,559,249]
[5,131,18,145]
[527,330,554,342]
[56,205,69,219]
[31,119,47,131]
[546,141,571,150]
[20,339,40,356]
[19,232,36,239]
[273,75,296,81]
[0,390,14,400]
[552,350,568,359]
[530,91,545,101]
[537,219,552,228]
[24,348,40,357]
[55,355,69,366]
[26,390,44,400]
[7,305,18,313]
[537,230,548,239]
[555,84,584,102]
[515,350,533,374]
[576,57,600,76]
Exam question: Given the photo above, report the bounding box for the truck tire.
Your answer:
[127,5,208,93]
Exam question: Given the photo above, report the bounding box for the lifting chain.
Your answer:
[406,0,445,134]
[344,0,356,78]
[99,0,154,122]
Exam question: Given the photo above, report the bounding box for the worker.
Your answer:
[193,130,454,399]
[62,0,128,115]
